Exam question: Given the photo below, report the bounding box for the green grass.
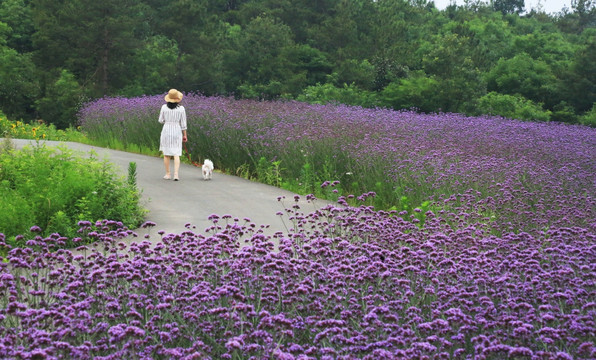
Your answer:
[0,140,146,249]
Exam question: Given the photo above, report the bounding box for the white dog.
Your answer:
[202,159,214,180]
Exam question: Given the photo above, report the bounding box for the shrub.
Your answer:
[550,101,579,124]
[0,143,145,244]
[476,91,551,121]
[580,103,596,127]
[380,71,441,113]
[296,82,379,108]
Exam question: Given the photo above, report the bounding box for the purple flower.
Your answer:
[141,221,156,228]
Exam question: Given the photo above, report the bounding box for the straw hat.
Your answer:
[164,89,183,103]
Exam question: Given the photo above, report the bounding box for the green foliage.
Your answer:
[550,101,580,124]
[31,0,149,97]
[0,182,35,238]
[380,71,440,113]
[334,59,377,90]
[0,0,35,52]
[223,15,295,98]
[0,46,39,120]
[0,0,592,125]
[564,35,596,113]
[477,92,551,121]
[485,53,560,109]
[579,103,596,126]
[0,143,145,242]
[556,0,596,33]
[279,44,334,95]
[297,162,316,195]
[0,115,88,143]
[465,16,514,69]
[35,69,81,129]
[117,35,179,97]
[0,137,14,155]
[254,157,283,188]
[297,82,378,108]
[128,162,138,188]
[493,0,525,15]
[418,32,486,113]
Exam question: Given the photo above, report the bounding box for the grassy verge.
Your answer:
[0,137,146,252]
[1,113,88,143]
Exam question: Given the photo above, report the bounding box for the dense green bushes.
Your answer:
[476,92,552,121]
[0,141,145,245]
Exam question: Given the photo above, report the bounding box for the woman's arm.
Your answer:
[180,107,188,142]
[158,105,165,124]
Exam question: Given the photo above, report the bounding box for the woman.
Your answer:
[159,89,188,181]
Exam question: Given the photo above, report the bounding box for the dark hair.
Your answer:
[166,102,179,109]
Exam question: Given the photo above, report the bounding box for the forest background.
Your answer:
[0,0,595,128]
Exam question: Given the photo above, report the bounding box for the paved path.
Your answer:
[11,139,327,241]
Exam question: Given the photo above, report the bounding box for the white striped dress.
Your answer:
[158,104,187,156]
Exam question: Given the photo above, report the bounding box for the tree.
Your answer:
[262,0,336,43]
[0,0,35,52]
[380,71,440,113]
[0,21,39,120]
[31,0,149,97]
[280,44,333,93]
[35,70,80,129]
[418,32,486,113]
[116,35,179,97]
[563,33,596,113]
[334,59,377,90]
[0,0,591,124]
[485,53,559,109]
[556,0,596,33]
[579,103,596,126]
[493,0,525,15]
[222,16,295,98]
[572,0,596,31]
[465,15,515,70]
[373,0,440,68]
[309,0,376,61]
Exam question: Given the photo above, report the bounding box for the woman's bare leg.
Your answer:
[164,156,171,178]
[174,156,180,179]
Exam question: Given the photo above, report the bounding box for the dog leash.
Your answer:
[183,142,203,168]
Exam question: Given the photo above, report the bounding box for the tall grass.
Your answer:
[77,96,162,156]
[0,142,146,247]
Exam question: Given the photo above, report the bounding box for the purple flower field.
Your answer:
[79,94,595,233]
[1,95,593,358]
[1,197,594,359]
